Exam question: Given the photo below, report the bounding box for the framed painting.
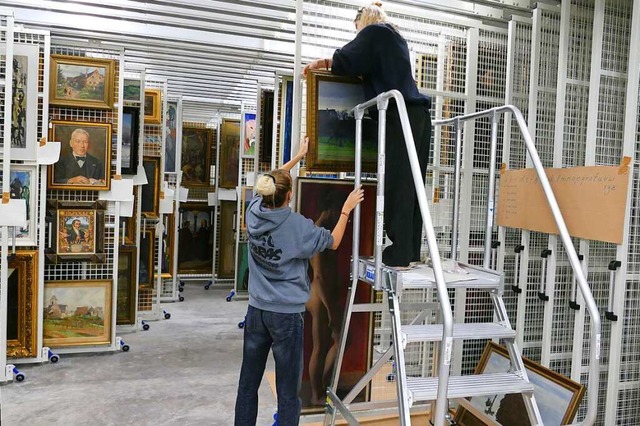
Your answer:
[121,106,140,175]
[454,342,586,426]
[46,200,107,263]
[259,89,274,163]
[49,54,114,109]
[296,178,377,411]
[217,201,236,278]
[139,229,156,287]
[144,89,162,124]
[181,127,212,187]
[241,111,257,158]
[306,70,377,172]
[1,43,39,160]
[43,280,112,348]
[219,119,240,189]
[165,102,178,173]
[48,120,112,191]
[280,76,294,164]
[178,203,214,275]
[2,165,38,246]
[141,156,160,218]
[161,213,175,278]
[239,186,255,231]
[123,78,141,102]
[7,250,38,358]
[235,242,249,293]
[117,246,137,325]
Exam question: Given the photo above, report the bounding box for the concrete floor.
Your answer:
[0,284,283,426]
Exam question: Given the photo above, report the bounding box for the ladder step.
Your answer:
[357,258,501,291]
[406,373,533,403]
[402,322,515,343]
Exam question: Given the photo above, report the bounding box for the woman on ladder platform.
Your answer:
[303,1,432,267]
[234,139,364,426]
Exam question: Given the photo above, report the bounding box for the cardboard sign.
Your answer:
[496,161,630,244]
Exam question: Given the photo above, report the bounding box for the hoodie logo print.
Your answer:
[252,231,282,261]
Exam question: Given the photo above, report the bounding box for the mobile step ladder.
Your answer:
[323,91,601,426]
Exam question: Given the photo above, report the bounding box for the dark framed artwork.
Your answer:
[117,246,137,325]
[1,43,39,160]
[46,200,107,263]
[216,201,236,278]
[235,242,249,293]
[241,112,257,158]
[181,127,212,187]
[7,250,38,358]
[144,89,162,124]
[259,89,274,163]
[3,164,38,246]
[280,76,294,164]
[119,191,137,246]
[49,55,115,109]
[454,342,586,426]
[161,213,175,278]
[123,78,141,102]
[48,120,112,191]
[165,102,178,173]
[219,119,240,189]
[178,203,214,274]
[43,280,112,348]
[239,186,255,231]
[296,178,377,411]
[306,70,377,172]
[141,156,160,218]
[139,229,156,287]
[121,106,140,175]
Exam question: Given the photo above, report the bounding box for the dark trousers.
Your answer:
[234,305,304,426]
[382,102,432,266]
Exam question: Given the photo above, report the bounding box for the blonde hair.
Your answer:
[255,169,292,208]
[355,1,390,28]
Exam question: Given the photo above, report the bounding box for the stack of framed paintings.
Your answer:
[296,178,377,411]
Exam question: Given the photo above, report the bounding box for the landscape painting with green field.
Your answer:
[43,281,112,347]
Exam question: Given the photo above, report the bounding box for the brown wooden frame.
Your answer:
[454,342,586,426]
[141,156,160,218]
[217,201,236,278]
[219,119,240,189]
[117,246,137,325]
[181,126,213,187]
[305,70,377,172]
[139,229,156,288]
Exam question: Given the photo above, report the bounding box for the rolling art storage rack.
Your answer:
[323,92,601,426]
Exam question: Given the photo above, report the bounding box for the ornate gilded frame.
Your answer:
[7,250,38,358]
[117,245,137,325]
[144,89,162,124]
[49,54,115,109]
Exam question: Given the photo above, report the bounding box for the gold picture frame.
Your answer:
[43,280,113,348]
[181,126,213,187]
[306,70,377,172]
[454,342,586,426]
[7,250,38,358]
[117,246,137,325]
[48,120,112,191]
[161,213,175,279]
[144,89,162,124]
[239,186,255,231]
[46,200,107,264]
[49,54,115,109]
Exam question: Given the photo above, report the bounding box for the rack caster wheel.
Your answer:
[272,412,278,426]
[119,339,130,352]
[226,290,236,302]
[204,280,213,290]
[238,320,245,329]
[48,349,60,363]
[163,310,171,320]
[179,295,185,302]
[178,286,184,293]
[386,373,395,382]
[13,367,25,382]
[141,320,150,331]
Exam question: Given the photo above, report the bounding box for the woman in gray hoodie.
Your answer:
[234,140,364,426]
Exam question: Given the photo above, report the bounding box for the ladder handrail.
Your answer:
[433,104,601,426]
[352,90,454,426]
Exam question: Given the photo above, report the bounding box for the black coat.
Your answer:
[54,152,105,183]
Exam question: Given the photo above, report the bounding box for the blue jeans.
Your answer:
[234,305,304,426]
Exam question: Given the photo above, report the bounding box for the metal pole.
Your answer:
[483,111,499,268]
[451,118,462,261]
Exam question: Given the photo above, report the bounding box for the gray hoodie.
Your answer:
[246,196,334,313]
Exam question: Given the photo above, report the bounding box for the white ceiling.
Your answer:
[2,0,543,113]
